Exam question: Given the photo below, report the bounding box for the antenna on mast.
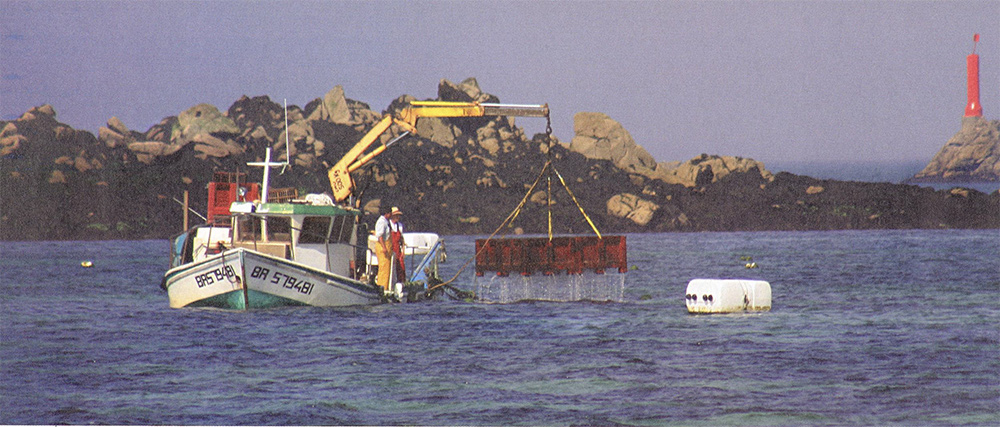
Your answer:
[281,99,291,175]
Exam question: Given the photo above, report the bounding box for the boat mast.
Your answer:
[247,99,293,242]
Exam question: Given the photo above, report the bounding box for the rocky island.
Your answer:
[908,116,1000,183]
[2,79,998,241]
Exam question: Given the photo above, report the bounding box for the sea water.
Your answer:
[1,230,998,425]
[476,271,627,303]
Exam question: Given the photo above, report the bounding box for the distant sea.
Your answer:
[770,160,1000,194]
[2,230,998,425]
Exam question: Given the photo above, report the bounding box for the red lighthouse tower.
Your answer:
[965,34,983,117]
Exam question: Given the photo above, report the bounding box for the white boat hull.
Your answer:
[162,248,383,309]
[242,250,383,308]
[162,250,244,309]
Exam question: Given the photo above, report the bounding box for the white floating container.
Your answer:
[366,232,441,266]
[685,279,771,314]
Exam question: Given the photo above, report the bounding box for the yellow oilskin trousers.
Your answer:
[375,242,391,290]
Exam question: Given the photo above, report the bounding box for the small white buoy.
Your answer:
[81,261,94,268]
[685,279,771,314]
[394,282,404,301]
[744,262,758,269]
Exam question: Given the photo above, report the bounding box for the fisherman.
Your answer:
[388,207,406,284]
[374,208,393,291]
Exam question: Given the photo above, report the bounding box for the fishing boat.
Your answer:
[160,170,445,310]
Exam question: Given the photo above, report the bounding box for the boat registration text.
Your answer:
[195,266,237,288]
[250,266,314,295]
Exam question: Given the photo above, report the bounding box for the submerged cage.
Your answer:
[474,236,627,303]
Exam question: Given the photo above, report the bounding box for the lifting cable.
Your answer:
[546,115,554,240]
[551,165,602,239]
[427,159,553,293]
[540,114,601,239]
[426,111,605,295]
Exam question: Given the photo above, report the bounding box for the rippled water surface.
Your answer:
[2,230,998,425]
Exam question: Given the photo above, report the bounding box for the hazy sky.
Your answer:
[2,0,997,167]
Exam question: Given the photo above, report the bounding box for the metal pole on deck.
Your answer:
[183,190,189,231]
[260,147,271,242]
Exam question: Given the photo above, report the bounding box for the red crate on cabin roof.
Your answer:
[207,172,260,222]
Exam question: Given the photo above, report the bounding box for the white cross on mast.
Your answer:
[245,99,293,240]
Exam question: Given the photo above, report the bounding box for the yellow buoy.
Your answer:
[81,261,94,268]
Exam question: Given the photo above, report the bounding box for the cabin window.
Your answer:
[237,216,291,242]
[299,217,331,244]
[298,216,354,244]
[267,217,291,242]
[237,216,257,241]
[331,215,354,244]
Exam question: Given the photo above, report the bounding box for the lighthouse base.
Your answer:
[962,115,986,131]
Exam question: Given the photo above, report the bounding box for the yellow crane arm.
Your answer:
[328,101,549,203]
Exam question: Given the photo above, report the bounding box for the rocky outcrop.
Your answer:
[306,85,379,129]
[911,116,1000,182]
[97,104,246,164]
[656,154,774,188]
[191,133,245,160]
[1,122,25,156]
[4,104,109,175]
[607,193,659,226]
[126,141,181,163]
[174,104,239,142]
[98,117,137,148]
[567,114,772,188]
[569,112,658,176]
[806,185,824,195]
[17,104,56,121]
[438,77,499,104]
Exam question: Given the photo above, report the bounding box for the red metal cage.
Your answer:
[475,236,627,276]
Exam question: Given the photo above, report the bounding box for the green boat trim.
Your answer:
[252,202,361,217]
[184,289,246,309]
[185,289,309,310]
